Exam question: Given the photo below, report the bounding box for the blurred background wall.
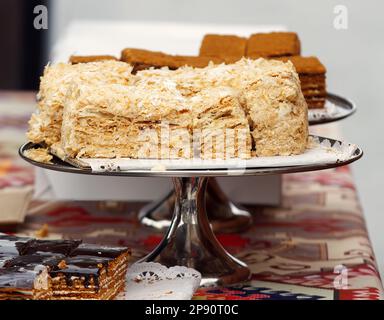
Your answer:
[1,0,383,274]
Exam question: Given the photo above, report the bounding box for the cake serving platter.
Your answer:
[20,136,360,177]
[20,135,362,287]
[308,93,356,125]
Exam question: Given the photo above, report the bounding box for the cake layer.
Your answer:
[27,60,133,146]
[0,233,130,300]
[246,32,301,57]
[275,56,326,74]
[69,55,118,64]
[199,34,247,60]
[273,56,326,108]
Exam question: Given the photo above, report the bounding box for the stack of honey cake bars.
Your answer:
[0,234,130,300]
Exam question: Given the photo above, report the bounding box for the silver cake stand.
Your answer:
[20,136,362,286]
[138,92,357,233]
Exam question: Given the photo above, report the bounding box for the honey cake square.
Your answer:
[246,32,301,57]
[199,34,247,59]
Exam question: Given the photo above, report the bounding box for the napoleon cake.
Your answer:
[121,48,223,73]
[59,79,194,159]
[27,60,134,148]
[137,58,308,157]
[27,57,308,161]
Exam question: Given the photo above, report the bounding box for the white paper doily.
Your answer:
[308,99,351,122]
[80,136,357,172]
[116,262,202,300]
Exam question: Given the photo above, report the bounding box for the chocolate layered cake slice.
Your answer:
[199,34,247,60]
[49,253,129,300]
[23,239,82,255]
[70,244,130,289]
[0,235,130,300]
[1,252,65,300]
[246,32,301,58]
[48,244,130,300]
[121,48,223,72]
[275,56,327,108]
[0,265,51,300]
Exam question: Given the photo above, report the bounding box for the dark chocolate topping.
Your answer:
[0,265,46,290]
[4,252,65,270]
[70,243,128,258]
[23,239,82,255]
[0,235,33,256]
[49,255,112,289]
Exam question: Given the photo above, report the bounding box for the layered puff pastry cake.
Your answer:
[27,58,308,161]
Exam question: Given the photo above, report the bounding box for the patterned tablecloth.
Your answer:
[0,91,383,300]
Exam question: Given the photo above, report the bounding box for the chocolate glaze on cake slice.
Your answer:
[0,235,130,300]
[0,234,34,266]
[0,265,51,300]
[23,239,82,255]
[70,243,131,258]
[49,255,126,300]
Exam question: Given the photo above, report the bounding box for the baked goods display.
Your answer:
[27,57,308,160]
[199,34,247,60]
[0,234,130,300]
[121,48,224,73]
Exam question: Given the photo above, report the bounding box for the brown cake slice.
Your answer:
[275,56,326,108]
[246,32,301,58]
[49,254,128,300]
[0,234,130,300]
[199,34,247,60]
[69,55,118,64]
[23,239,82,255]
[121,48,223,72]
[0,234,33,266]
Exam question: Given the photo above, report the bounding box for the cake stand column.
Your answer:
[138,178,253,233]
[140,176,251,286]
